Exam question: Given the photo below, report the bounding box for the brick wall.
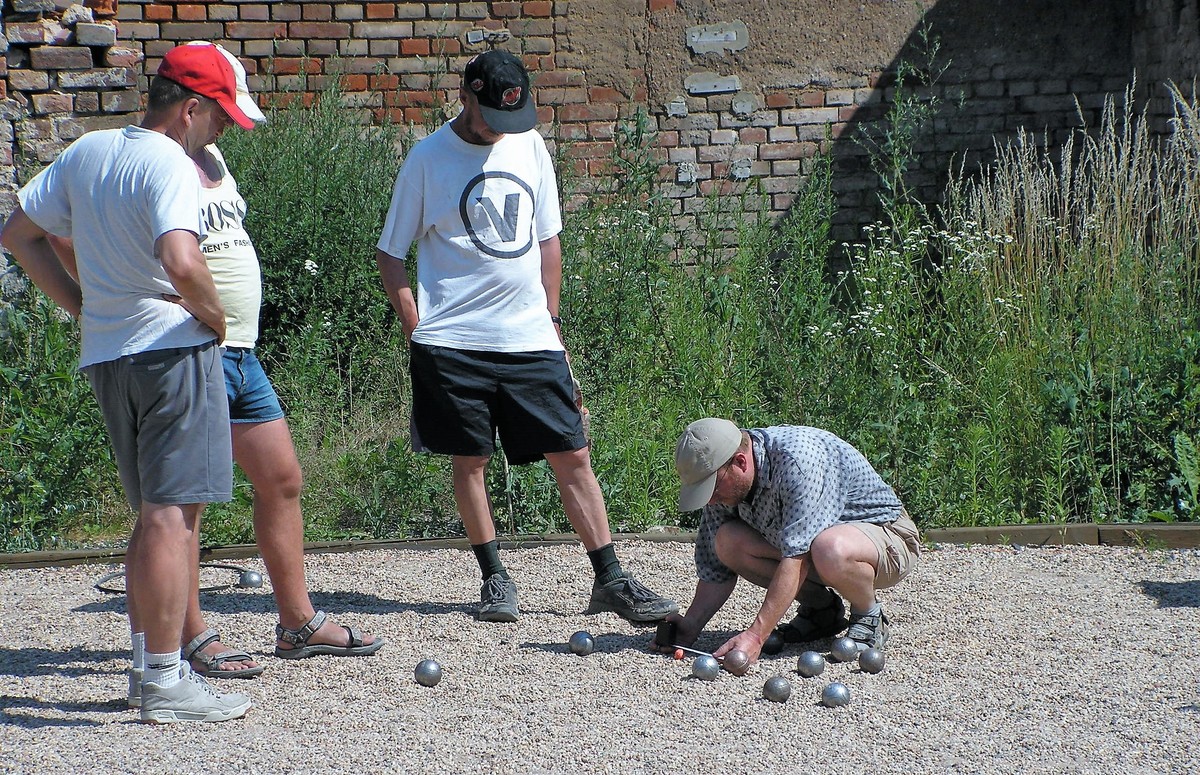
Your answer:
[0,1,1194,246]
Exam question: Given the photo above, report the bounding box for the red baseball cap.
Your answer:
[157,43,255,130]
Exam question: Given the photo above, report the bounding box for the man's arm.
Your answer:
[650,577,737,652]
[156,229,226,343]
[539,235,563,343]
[376,249,419,341]
[715,554,809,664]
[47,235,78,281]
[0,207,82,318]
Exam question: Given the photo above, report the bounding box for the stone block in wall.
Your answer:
[226,22,288,40]
[52,116,88,140]
[7,70,51,92]
[31,92,72,115]
[74,92,99,112]
[101,90,139,112]
[13,0,57,12]
[289,22,351,39]
[30,46,94,71]
[75,23,118,48]
[159,21,224,39]
[104,47,144,68]
[6,20,67,46]
[58,68,135,89]
[352,21,414,39]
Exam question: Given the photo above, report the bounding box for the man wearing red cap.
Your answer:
[1,44,256,723]
[376,50,678,624]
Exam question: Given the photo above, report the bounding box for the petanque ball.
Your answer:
[723,648,751,676]
[796,650,826,678]
[821,681,851,707]
[692,654,721,681]
[763,675,792,703]
[761,631,784,656]
[830,636,860,663]
[414,658,443,687]
[568,630,595,656]
[237,569,263,589]
[859,647,886,674]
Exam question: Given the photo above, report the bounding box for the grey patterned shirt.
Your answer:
[694,426,903,584]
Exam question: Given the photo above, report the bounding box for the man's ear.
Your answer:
[180,97,202,127]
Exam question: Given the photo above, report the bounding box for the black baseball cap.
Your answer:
[464,49,537,134]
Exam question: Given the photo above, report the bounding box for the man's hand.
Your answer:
[649,613,704,653]
[714,629,765,666]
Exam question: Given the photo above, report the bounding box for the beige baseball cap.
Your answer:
[675,418,742,511]
[185,41,266,123]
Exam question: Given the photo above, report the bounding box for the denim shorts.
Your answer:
[409,341,586,465]
[222,347,285,424]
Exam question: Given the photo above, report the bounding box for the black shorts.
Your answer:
[409,342,587,465]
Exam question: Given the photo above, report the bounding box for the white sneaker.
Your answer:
[139,664,251,724]
[128,668,142,708]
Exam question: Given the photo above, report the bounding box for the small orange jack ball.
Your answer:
[673,649,684,661]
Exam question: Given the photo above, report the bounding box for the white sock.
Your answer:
[850,601,882,617]
[131,632,145,671]
[143,650,181,688]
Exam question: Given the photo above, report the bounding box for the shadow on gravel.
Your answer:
[0,646,127,678]
[1137,580,1200,608]
[1,700,106,729]
[70,589,472,617]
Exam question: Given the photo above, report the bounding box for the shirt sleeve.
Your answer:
[694,506,737,584]
[17,154,74,236]
[376,151,426,259]
[532,135,562,242]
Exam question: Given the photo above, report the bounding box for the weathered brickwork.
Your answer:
[0,1,1196,245]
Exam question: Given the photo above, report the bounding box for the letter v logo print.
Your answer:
[477,192,520,242]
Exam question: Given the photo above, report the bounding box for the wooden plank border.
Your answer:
[1,524,1196,570]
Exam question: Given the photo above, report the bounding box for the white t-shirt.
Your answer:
[199,145,261,349]
[18,126,211,368]
[376,122,564,352]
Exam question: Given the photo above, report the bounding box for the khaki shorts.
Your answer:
[851,509,922,589]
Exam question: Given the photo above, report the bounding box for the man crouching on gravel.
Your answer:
[653,418,922,667]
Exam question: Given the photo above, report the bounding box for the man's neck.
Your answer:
[451,114,502,146]
[191,145,222,188]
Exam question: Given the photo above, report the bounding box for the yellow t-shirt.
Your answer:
[199,145,261,349]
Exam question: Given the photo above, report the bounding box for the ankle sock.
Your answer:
[587,543,623,586]
[850,601,882,617]
[131,631,145,671]
[143,650,181,688]
[472,540,509,580]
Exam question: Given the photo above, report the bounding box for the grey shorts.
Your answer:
[83,341,233,509]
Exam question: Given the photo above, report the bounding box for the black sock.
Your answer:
[472,540,508,580]
[587,543,623,585]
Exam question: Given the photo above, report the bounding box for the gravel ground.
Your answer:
[2,540,1198,774]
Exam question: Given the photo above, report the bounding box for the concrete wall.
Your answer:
[0,1,1195,244]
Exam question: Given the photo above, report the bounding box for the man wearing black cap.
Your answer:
[655,418,922,667]
[2,43,255,723]
[376,49,677,625]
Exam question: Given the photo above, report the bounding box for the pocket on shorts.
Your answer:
[890,510,923,559]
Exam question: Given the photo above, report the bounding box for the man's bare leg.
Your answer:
[128,501,200,656]
[715,520,878,610]
[543,447,612,551]
[182,418,377,669]
[453,454,497,543]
